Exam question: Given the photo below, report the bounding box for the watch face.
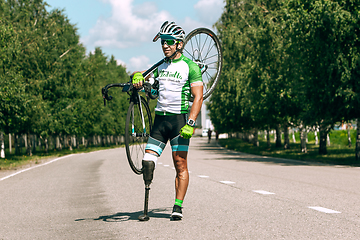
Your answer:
[187,119,195,126]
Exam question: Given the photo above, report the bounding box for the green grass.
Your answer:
[219,130,359,166]
[0,144,124,170]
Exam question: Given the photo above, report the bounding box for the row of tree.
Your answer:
[0,0,130,156]
[2,0,360,161]
[209,0,360,160]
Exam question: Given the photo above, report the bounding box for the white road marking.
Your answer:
[308,207,341,214]
[164,165,170,167]
[158,162,163,165]
[0,155,74,182]
[253,190,275,195]
[220,181,235,184]
[197,175,209,178]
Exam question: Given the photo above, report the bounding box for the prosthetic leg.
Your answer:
[138,160,155,221]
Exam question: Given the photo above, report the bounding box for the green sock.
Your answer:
[174,199,183,207]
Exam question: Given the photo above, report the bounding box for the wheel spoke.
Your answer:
[183,28,222,101]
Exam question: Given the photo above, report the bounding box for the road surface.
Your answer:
[0,137,359,239]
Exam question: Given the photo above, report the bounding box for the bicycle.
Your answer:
[102,27,222,220]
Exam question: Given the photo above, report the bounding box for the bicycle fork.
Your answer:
[132,95,147,137]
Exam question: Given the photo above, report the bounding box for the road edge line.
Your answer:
[0,154,74,182]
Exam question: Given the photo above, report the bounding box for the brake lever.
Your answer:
[102,87,113,106]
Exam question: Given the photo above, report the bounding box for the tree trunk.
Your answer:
[56,136,62,150]
[26,133,33,156]
[32,135,37,154]
[292,129,296,143]
[283,122,290,149]
[319,125,328,155]
[69,137,73,151]
[356,118,360,162]
[15,134,20,155]
[299,123,307,153]
[76,136,80,149]
[273,130,276,143]
[45,137,49,153]
[24,134,28,150]
[267,127,271,148]
[253,128,259,147]
[347,123,352,148]
[9,133,12,154]
[300,130,307,153]
[275,124,282,148]
[0,132,5,158]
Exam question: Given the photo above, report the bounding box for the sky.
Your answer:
[45,0,226,73]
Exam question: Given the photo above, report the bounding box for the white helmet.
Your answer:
[153,21,185,42]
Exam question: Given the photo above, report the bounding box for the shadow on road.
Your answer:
[75,208,171,222]
[193,138,339,167]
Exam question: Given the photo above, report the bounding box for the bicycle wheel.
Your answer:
[183,28,223,101]
[125,96,152,175]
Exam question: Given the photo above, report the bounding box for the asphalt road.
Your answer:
[0,137,359,239]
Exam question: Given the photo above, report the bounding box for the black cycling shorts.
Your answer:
[145,114,190,156]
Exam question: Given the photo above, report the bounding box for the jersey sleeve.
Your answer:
[188,61,203,87]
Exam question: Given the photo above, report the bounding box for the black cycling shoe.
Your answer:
[170,205,183,220]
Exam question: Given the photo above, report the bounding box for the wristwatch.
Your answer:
[187,118,195,127]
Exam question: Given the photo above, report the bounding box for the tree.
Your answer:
[285,0,360,155]
[0,10,28,135]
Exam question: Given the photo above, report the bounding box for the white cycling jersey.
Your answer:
[153,54,203,114]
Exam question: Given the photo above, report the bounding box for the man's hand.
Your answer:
[132,72,144,88]
[180,124,194,139]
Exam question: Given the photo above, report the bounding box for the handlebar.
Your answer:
[102,57,167,106]
[102,82,130,106]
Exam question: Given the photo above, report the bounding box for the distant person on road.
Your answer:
[215,130,219,141]
[131,21,203,220]
[208,129,212,143]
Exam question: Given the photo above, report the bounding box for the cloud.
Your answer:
[194,0,225,25]
[83,0,172,49]
[116,59,126,67]
[128,55,151,72]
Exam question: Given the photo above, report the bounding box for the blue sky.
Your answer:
[45,0,225,73]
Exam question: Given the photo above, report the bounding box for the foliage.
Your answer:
[209,0,360,157]
[0,0,130,148]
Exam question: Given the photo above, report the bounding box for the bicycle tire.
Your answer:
[183,28,223,101]
[125,96,152,175]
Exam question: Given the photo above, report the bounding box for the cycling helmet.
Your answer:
[153,21,185,42]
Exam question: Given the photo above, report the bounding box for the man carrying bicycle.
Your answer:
[132,21,203,220]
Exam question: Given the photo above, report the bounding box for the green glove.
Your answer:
[132,72,144,84]
[180,124,194,139]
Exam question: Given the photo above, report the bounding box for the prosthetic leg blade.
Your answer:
[138,187,150,221]
[138,160,155,221]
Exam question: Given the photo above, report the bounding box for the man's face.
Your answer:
[161,40,183,58]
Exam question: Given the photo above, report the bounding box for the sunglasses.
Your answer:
[161,39,179,46]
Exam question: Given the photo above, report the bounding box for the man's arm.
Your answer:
[179,85,203,139]
[188,85,203,122]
